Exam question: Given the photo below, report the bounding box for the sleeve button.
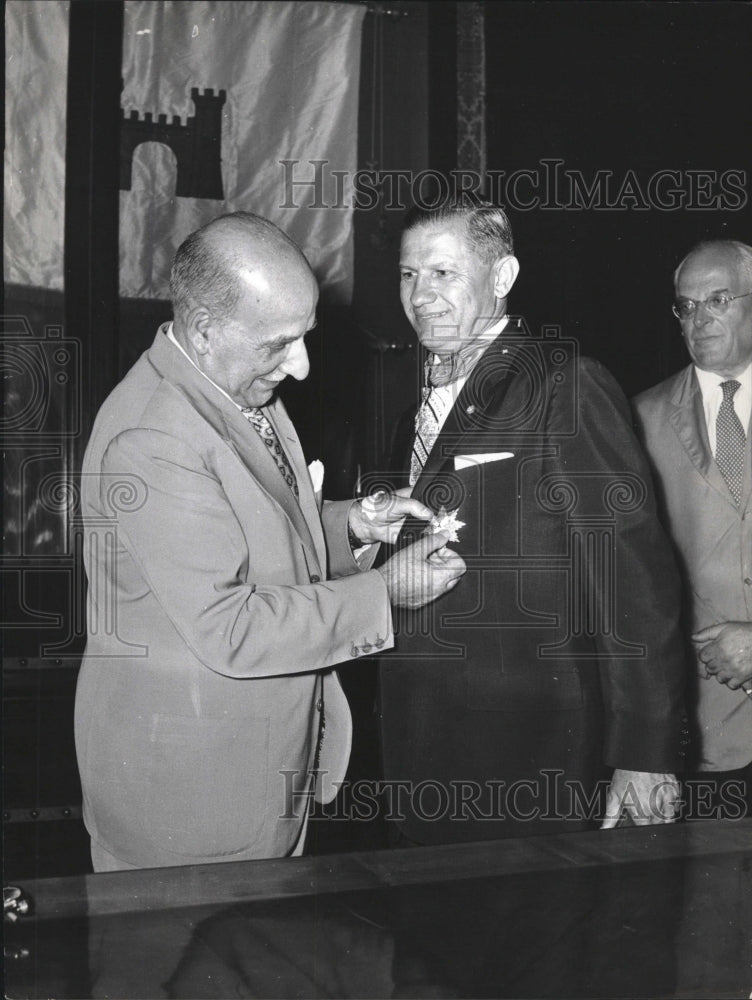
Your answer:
[310,574,321,583]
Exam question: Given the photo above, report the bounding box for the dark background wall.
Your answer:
[483,1,752,396]
[4,0,751,877]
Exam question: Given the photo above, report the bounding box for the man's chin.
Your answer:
[247,382,280,407]
[418,336,463,356]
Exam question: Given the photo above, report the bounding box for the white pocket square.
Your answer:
[307,460,324,493]
[308,460,324,509]
[454,453,514,470]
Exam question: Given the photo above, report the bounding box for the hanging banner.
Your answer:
[120,0,365,302]
[4,1,364,302]
[4,0,70,290]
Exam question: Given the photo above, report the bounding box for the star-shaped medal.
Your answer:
[426,506,466,543]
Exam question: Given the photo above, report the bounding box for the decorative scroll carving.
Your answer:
[457,2,486,176]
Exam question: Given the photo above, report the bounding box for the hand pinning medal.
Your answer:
[426,506,466,543]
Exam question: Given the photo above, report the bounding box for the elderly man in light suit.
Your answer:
[76,212,465,871]
[633,239,752,816]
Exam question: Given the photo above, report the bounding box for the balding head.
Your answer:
[170,212,314,329]
[673,239,752,377]
[674,240,752,291]
[170,213,318,407]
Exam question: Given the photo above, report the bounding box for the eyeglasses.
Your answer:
[672,290,752,320]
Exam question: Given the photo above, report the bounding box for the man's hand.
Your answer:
[377,531,466,609]
[692,621,752,690]
[349,487,433,546]
[600,769,680,828]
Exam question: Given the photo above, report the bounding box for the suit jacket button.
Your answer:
[316,698,323,711]
[310,574,321,583]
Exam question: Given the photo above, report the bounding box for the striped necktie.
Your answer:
[410,385,443,487]
[716,379,746,505]
[409,343,492,487]
[243,407,299,498]
[409,355,458,487]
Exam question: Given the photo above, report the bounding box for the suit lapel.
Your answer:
[148,327,323,570]
[222,404,322,566]
[412,331,524,493]
[669,365,746,510]
[266,398,327,570]
[392,332,524,555]
[739,398,752,514]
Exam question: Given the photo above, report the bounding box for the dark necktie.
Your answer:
[242,407,299,498]
[715,379,746,505]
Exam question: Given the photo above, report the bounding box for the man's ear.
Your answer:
[183,307,214,357]
[493,255,520,299]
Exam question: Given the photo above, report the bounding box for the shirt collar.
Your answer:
[477,313,510,342]
[166,322,246,412]
[426,314,510,387]
[694,361,752,398]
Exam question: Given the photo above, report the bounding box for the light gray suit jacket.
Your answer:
[633,364,752,771]
[76,326,392,867]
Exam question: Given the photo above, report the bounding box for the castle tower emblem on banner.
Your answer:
[120,87,226,200]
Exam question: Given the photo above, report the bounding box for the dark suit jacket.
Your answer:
[380,331,685,843]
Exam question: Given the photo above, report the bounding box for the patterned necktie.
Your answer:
[409,341,498,486]
[410,353,461,487]
[410,386,442,487]
[243,407,299,498]
[715,379,746,504]
[426,353,457,388]
[426,342,486,388]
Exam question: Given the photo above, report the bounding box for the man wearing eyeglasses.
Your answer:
[633,239,752,818]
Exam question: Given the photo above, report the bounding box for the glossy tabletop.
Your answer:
[5,820,752,998]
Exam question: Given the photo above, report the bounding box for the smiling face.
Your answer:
[675,246,752,378]
[201,263,318,408]
[399,218,516,356]
[176,221,319,408]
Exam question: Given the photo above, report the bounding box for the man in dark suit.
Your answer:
[379,202,685,844]
[76,211,465,871]
[633,239,752,817]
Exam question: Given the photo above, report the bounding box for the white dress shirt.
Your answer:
[694,362,752,456]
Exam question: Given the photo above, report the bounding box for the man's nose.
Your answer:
[692,301,713,325]
[410,274,436,308]
[280,337,310,381]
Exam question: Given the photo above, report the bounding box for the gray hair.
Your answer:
[403,200,514,263]
[673,239,752,288]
